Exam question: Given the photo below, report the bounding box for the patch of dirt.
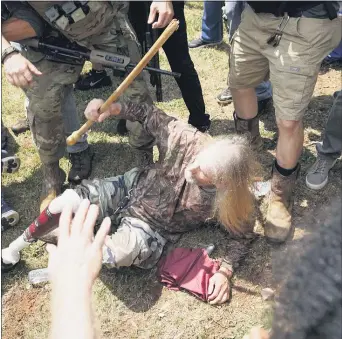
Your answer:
[2,285,47,339]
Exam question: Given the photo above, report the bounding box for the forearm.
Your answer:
[117,101,175,140]
[220,237,253,273]
[2,35,11,52]
[2,18,37,42]
[50,283,97,339]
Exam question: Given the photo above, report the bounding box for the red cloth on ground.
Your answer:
[157,248,220,301]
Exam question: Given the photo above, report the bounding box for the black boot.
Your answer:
[68,147,94,184]
[188,113,211,133]
[11,118,30,136]
[40,162,66,212]
[233,112,263,151]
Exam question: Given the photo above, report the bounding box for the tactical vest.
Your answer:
[27,1,122,42]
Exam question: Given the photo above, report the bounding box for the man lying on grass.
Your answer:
[3,100,259,305]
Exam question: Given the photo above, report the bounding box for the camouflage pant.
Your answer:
[75,168,166,269]
[24,6,153,164]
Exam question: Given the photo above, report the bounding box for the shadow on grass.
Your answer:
[2,122,20,159]
[100,267,163,313]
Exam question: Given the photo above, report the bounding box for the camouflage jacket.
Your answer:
[118,103,252,271]
[119,102,213,234]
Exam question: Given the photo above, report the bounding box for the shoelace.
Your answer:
[313,158,327,174]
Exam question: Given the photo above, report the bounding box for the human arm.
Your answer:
[1,3,44,87]
[207,237,253,305]
[2,17,37,41]
[48,200,110,339]
[148,1,174,29]
[85,99,178,152]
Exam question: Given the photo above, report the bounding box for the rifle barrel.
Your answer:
[127,64,181,78]
[38,42,90,59]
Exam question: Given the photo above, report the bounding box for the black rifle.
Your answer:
[18,36,180,80]
[143,2,163,102]
[128,1,164,102]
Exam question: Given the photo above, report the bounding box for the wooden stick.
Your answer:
[66,19,180,146]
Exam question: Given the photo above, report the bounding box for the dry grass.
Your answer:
[1,3,341,339]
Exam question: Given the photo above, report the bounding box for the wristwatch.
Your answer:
[2,46,19,64]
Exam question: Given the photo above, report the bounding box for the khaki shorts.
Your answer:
[229,6,341,120]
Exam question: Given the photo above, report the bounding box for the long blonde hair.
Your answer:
[198,135,260,234]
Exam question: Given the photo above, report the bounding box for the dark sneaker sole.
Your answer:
[1,156,20,174]
[189,41,223,49]
[216,97,233,105]
[1,210,20,231]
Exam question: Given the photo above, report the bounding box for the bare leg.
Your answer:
[231,88,258,119]
[276,119,303,169]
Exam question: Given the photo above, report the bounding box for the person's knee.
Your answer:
[277,118,303,134]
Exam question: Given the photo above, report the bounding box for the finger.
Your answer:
[6,74,14,86]
[208,286,220,302]
[85,99,104,120]
[153,12,166,28]
[18,74,29,88]
[160,12,173,27]
[147,6,157,24]
[58,204,73,245]
[210,286,228,305]
[93,217,111,250]
[23,69,33,83]
[208,279,216,300]
[98,111,112,123]
[110,102,122,115]
[28,61,42,75]
[70,199,91,236]
[82,204,100,242]
[11,74,20,87]
[46,243,57,254]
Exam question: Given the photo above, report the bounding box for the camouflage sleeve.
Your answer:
[118,102,178,150]
[219,236,255,273]
[5,2,46,37]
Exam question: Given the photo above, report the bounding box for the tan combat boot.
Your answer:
[233,112,263,151]
[265,163,300,243]
[40,161,66,212]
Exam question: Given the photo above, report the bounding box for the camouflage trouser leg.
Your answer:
[25,55,82,164]
[86,3,154,150]
[75,167,140,221]
[74,167,166,269]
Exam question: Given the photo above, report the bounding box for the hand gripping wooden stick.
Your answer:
[66,19,180,146]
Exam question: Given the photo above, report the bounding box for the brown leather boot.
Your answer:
[233,112,263,151]
[40,161,66,212]
[265,163,300,243]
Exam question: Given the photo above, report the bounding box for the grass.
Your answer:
[2,3,342,339]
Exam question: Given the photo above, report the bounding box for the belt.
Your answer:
[253,4,336,20]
